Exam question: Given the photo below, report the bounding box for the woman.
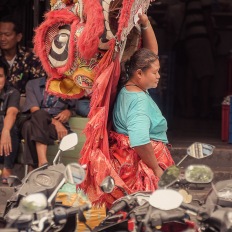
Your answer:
[110,48,174,192]
[110,25,174,192]
[80,13,174,206]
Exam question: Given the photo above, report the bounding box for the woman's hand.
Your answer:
[137,12,158,54]
[134,143,163,178]
[138,13,150,28]
[154,166,164,179]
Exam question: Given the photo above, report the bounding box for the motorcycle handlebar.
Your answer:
[181,202,199,213]
[160,211,186,223]
[108,200,127,216]
[66,203,92,216]
[144,210,186,230]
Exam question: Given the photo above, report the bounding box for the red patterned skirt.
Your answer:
[80,131,175,207]
[109,131,175,193]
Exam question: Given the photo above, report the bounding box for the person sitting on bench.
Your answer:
[0,60,20,183]
[20,77,77,169]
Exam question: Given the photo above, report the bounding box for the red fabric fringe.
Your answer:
[80,59,117,161]
[116,0,134,40]
[79,43,123,205]
[88,40,116,118]
[78,0,105,60]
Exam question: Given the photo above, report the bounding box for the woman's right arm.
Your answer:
[138,13,158,55]
[134,143,163,178]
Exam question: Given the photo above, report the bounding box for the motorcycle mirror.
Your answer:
[65,163,86,185]
[185,164,214,184]
[149,189,183,210]
[100,176,115,193]
[177,142,215,166]
[59,133,78,151]
[187,142,215,158]
[53,133,78,165]
[158,165,181,188]
[19,193,47,214]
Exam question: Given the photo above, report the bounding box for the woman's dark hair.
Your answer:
[119,48,159,89]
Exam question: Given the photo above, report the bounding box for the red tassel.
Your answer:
[116,0,134,40]
[78,0,105,59]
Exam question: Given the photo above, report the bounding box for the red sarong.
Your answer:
[109,131,175,192]
[81,131,174,207]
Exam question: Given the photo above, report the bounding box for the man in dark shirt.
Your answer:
[0,60,20,183]
[21,77,77,168]
[0,16,46,94]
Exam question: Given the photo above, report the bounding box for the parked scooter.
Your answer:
[93,176,151,232]
[139,142,232,232]
[92,142,216,232]
[147,167,232,232]
[2,162,89,232]
[0,133,81,227]
[93,164,214,232]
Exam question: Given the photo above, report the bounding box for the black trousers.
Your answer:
[21,110,62,166]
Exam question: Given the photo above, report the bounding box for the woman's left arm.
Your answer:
[134,142,163,178]
[138,13,158,55]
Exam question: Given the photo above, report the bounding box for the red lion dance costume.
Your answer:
[34,0,174,207]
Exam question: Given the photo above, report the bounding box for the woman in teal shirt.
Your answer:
[110,47,174,193]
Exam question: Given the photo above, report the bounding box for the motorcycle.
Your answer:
[149,172,232,232]
[93,164,215,232]
[92,142,215,232]
[0,133,86,229]
[143,144,232,232]
[2,162,90,232]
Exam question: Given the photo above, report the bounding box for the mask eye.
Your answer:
[48,25,70,68]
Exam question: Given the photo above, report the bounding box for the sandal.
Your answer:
[1,168,12,184]
[2,177,8,184]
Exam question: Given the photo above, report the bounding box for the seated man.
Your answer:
[0,16,46,95]
[0,60,20,183]
[20,77,77,168]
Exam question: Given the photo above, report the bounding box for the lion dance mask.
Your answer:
[34,0,116,98]
[34,0,153,206]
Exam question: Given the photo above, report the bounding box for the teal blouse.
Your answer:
[113,87,168,147]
